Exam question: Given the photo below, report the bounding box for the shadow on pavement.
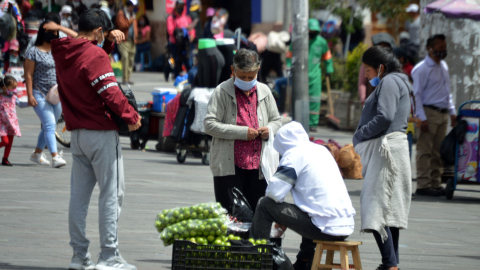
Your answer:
[0,263,63,270]
[413,195,480,204]
[136,259,171,264]
[348,190,362,197]
[456,255,480,261]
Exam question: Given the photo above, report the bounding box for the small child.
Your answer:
[0,76,22,166]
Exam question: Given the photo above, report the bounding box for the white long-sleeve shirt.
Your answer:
[412,55,456,121]
[267,122,356,236]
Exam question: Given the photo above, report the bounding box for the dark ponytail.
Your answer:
[362,46,402,77]
[0,76,17,89]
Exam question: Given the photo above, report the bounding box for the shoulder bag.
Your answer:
[34,82,60,105]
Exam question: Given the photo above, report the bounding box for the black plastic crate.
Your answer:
[171,240,273,270]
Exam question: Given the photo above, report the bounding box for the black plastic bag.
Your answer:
[107,84,138,133]
[440,120,467,166]
[231,187,253,222]
[273,245,293,270]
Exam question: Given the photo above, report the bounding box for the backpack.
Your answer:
[107,84,138,133]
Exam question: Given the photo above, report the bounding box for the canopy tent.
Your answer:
[425,0,480,20]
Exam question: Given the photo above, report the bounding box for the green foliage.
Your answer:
[332,7,364,35]
[357,0,410,19]
[309,0,336,11]
[344,43,368,96]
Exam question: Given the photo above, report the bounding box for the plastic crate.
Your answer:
[171,240,274,270]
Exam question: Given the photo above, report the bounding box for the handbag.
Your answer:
[34,82,60,105]
[261,126,280,184]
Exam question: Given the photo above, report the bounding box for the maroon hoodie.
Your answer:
[51,37,139,131]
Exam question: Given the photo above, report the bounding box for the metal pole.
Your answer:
[291,0,309,132]
[343,7,354,60]
[283,0,292,32]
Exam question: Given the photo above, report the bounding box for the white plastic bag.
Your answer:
[261,126,279,184]
[190,88,214,134]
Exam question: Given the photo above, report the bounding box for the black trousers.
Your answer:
[250,197,348,262]
[373,227,400,267]
[213,166,267,214]
[197,46,225,87]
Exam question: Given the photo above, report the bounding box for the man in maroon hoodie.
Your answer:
[51,9,141,270]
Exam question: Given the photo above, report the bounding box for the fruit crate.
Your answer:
[171,240,274,270]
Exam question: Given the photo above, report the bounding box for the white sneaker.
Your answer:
[30,152,51,166]
[68,252,95,270]
[52,155,67,168]
[96,253,136,270]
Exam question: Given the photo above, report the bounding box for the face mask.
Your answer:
[369,66,383,87]
[9,55,19,64]
[44,32,58,43]
[234,72,257,91]
[432,50,447,60]
[175,7,183,13]
[309,32,318,39]
[96,30,105,48]
[2,81,15,96]
[138,21,145,27]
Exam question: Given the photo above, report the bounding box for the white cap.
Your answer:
[60,5,73,15]
[400,31,410,40]
[406,3,419,13]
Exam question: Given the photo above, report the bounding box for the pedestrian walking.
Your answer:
[250,122,355,270]
[307,18,333,132]
[354,46,412,270]
[115,0,137,85]
[405,4,421,59]
[166,0,195,78]
[412,34,457,196]
[0,76,21,166]
[51,9,141,270]
[25,12,67,168]
[204,48,281,214]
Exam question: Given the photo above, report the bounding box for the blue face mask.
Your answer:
[369,66,383,87]
[234,71,258,91]
[96,30,105,48]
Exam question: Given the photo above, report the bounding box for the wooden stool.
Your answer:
[311,240,362,270]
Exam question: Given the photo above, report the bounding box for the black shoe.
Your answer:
[309,127,318,132]
[2,158,12,166]
[412,193,416,199]
[434,186,446,196]
[415,187,441,197]
[127,81,134,85]
[293,260,312,270]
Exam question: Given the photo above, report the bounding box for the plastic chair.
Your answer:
[140,51,152,71]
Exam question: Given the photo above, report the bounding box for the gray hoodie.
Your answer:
[353,73,412,146]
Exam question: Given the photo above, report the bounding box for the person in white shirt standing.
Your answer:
[412,34,457,197]
[249,121,356,270]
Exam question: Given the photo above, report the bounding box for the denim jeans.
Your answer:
[135,42,151,63]
[32,90,62,154]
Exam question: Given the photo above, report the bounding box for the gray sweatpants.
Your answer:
[69,129,125,260]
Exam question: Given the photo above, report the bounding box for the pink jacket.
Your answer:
[167,13,195,44]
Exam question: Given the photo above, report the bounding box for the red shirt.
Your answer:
[403,62,414,77]
[51,37,139,131]
[234,86,262,170]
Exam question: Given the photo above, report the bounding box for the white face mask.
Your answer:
[234,70,258,91]
[95,29,105,48]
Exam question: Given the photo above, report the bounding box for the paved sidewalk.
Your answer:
[0,72,479,270]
